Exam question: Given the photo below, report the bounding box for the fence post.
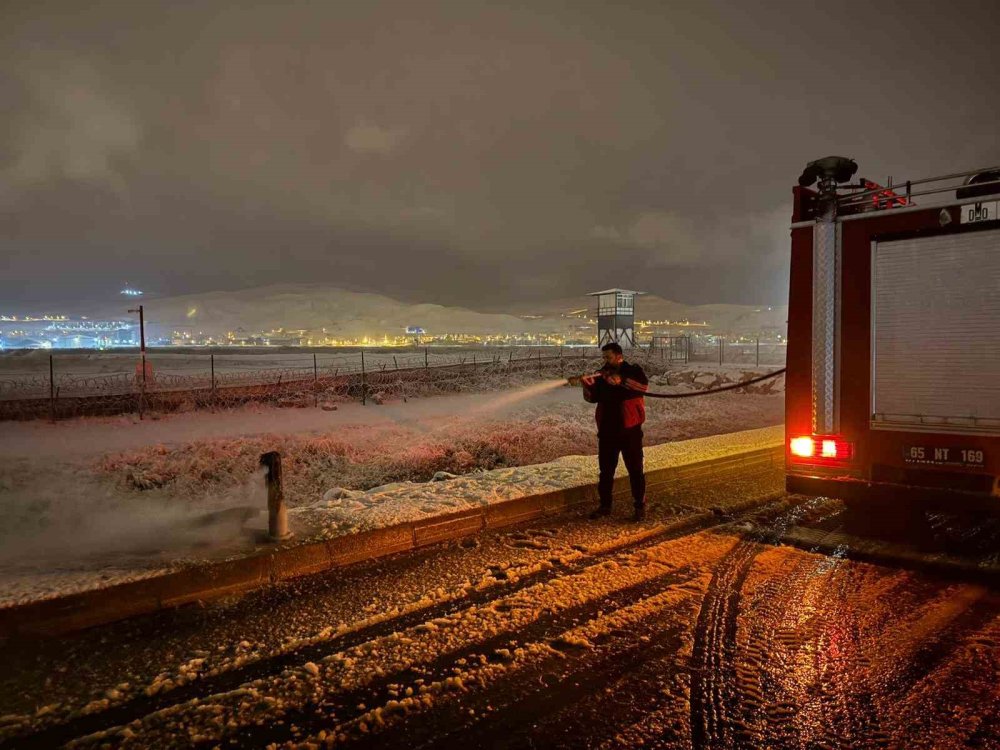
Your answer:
[137,367,144,421]
[394,355,406,402]
[756,337,760,367]
[260,451,290,541]
[211,353,216,411]
[361,349,367,405]
[424,347,429,369]
[718,337,723,366]
[313,353,318,407]
[49,354,55,423]
[139,307,147,420]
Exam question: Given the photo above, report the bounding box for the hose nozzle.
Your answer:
[566,371,606,386]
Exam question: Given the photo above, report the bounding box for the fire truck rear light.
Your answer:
[790,436,814,458]
[789,436,854,462]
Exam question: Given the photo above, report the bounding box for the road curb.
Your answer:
[0,441,783,637]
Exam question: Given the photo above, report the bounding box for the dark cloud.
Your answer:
[2,0,997,311]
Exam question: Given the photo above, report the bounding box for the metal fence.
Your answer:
[0,343,786,421]
[0,347,592,421]
[650,335,787,367]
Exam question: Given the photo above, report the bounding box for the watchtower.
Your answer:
[587,289,644,348]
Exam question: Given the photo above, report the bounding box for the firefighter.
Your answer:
[581,342,649,521]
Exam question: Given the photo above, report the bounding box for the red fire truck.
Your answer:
[786,157,1000,516]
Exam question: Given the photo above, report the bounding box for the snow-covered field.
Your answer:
[0,347,573,379]
[0,366,784,606]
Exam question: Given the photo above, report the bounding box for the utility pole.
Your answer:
[128,304,146,420]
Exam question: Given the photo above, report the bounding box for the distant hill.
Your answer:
[84,284,553,338]
[498,294,788,336]
[80,284,786,338]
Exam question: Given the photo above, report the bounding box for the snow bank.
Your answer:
[293,425,785,538]
[0,376,783,607]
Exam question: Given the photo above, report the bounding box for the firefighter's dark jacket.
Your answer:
[582,362,648,433]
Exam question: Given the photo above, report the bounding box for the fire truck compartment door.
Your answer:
[871,227,1000,434]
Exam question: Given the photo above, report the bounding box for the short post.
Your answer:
[361,349,367,405]
[424,347,429,369]
[538,349,542,376]
[313,353,319,407]
[756,337,760,367]
[210,354,216,411]
[259,451,290,541]
[49,354,55,423]
[718,337,723,366]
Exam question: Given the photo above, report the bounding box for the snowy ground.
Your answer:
[2,493,996,750]
[0,367,784,606]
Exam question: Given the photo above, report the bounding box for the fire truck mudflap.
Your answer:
[785,158,1000,512]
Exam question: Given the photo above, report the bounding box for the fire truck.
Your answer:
[786,157,1000,517]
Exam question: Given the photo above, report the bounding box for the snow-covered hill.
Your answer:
[79,284,786,337]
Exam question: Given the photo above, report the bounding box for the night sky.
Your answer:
[2,0,997,311]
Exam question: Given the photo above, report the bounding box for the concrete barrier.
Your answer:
[0,436,784,637]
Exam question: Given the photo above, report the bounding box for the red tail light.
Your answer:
[789,435,854,463]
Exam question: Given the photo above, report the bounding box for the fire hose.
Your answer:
[568,367,786,398]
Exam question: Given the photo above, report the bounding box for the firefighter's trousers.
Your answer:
[597,426,646,509]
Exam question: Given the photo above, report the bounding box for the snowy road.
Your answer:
[1,465,997,749]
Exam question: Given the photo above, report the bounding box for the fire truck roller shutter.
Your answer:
[871,228,1000,434]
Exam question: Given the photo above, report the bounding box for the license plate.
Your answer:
[960,200,999,224]
[904,446,986,468]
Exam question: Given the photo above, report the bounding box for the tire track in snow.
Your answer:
[688,539,760,749]
[0,509,742,750]
[65,533,743,749]
[688,497,831,749]
[733,547,886,750]
[281,567,705,750]
[691,539,1000,750]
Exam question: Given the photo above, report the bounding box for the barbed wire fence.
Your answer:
[0,344,785,422]
[648,335,787,367]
